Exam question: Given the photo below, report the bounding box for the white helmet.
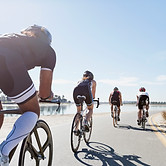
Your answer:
[21,24,52,45]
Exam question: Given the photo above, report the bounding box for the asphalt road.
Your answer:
[1,111,166,166]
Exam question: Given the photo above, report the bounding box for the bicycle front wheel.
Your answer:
[83,117,92,143]
[71,113,81,153]
[18,120,53,166]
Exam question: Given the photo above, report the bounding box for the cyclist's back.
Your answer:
[0,33,55,71]
[111,90,120,104]
[137,91,149,107]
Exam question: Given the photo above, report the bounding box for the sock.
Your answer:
[1,112,38,156]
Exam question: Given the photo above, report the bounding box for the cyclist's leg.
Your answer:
[137,100,142,125]
[146,104,149,117]
[87,104,94,121]
[85,88,93,122]
[1,95,39,156]
[146,97,150,117]
[111,103,113,117]
[117,106,121,121]
[73,86,82,114]
[117,100,121,120]
[73,87,82,132]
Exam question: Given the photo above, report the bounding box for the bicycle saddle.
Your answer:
[77,95,86,103]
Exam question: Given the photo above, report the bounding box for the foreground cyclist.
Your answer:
[0,25,56,166]
[73,71,96,133]
[136,87,150,125]
[109,87,123,121]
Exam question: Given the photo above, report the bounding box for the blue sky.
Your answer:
[0,0,166,102]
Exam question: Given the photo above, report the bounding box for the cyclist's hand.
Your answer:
[38,91,54,101]
[44,91,54,101]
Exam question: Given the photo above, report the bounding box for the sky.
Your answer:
[0,0,166,102]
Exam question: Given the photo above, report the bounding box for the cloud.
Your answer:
[98,75,166,87]
[98,77,139,87]
[157,75,166,82]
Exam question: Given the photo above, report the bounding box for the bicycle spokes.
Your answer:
[19,120,53,166]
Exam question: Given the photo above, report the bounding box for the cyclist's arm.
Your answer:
[119,92,123,105]
[38,69,53,100]
[91,80,96,99]
[109,93,112,104]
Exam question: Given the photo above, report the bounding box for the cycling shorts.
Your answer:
[138,95,149,109]
[111,100,120,107]
[73,84,93,106]
[0,54,36,104]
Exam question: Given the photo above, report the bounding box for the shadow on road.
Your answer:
[74,142,150,166]
[117,124,166,134]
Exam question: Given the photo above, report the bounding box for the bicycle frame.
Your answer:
[70,97,99,153]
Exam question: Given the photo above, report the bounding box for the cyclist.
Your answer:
[0,25,56,166]
[73,70,96,133]
[109,87,123,121]
[136,87,150,125]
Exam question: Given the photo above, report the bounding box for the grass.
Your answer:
[162,111,166,121]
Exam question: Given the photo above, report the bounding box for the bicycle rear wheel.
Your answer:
[18,120,53,166]
[71,113,81,153]
[83,116,92,143]
[141,110,146,129]
[142,120,145,129]
[141,116,146,129]
[113,107,118,127]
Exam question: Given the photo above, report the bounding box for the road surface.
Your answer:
[1,110,166,166]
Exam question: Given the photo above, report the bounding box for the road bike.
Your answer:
[0,100,60,166]
[111,101,119,127]
[137,99,149,129]
[70,96,99,153]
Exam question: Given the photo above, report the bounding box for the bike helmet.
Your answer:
[21,24,52,45]
[139,87,146,92]
[83,70,94,80]
[114,87,119,91]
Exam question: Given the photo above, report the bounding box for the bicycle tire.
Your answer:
[113,107,118,127]
[141,109,146,129]
[142,120,145,129]
[18,120,53,166]
[71,113,81,153]
[83,117,92,143]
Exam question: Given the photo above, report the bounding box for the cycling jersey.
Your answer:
[0,33,56,104]
[111,91,120,107]
[73,79,93,106]
[137,92,149,109]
